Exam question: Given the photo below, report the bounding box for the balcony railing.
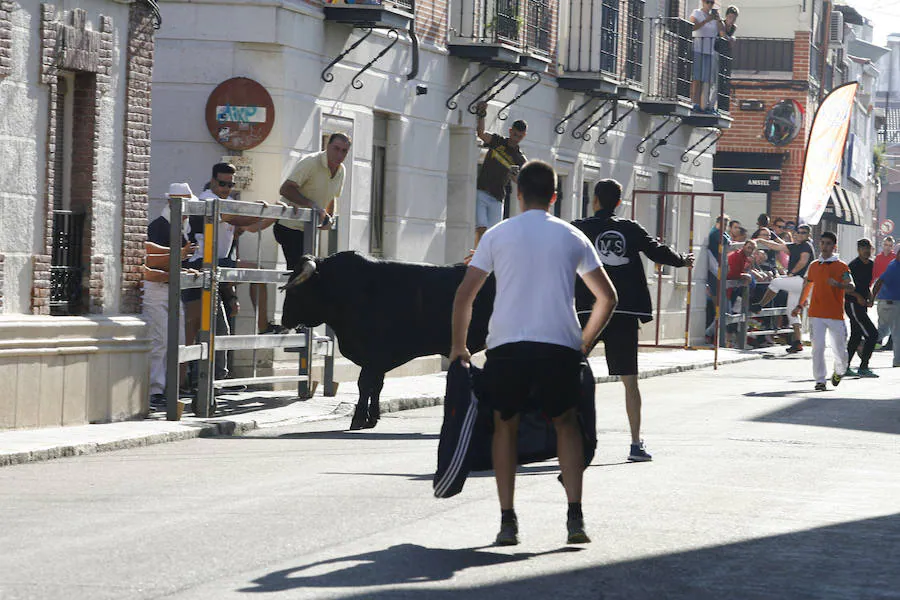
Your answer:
[452,0,522,46]
[564,0,618,77]
[646,17,692,102]
[645,17,732,114]
[623,0,645,85]
[731,38,793,73]
[50,210,85,316]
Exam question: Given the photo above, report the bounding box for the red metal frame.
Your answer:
[629,190,726,367]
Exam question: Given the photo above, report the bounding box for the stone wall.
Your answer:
[0,0,12,76]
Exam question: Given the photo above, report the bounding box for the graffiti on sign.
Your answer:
[222,156,254,192]
[216,105,268,124]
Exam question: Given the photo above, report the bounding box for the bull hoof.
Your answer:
[349,418,367,431]
[363,417,378,429]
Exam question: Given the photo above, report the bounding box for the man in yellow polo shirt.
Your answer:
[276,133,350,268]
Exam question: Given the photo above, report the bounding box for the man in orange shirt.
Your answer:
[793,231,855,391]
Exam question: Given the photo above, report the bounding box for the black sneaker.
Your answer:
[495,520,519,546]
[259,322,288,335]
[815,382,827,391]
[786,342,804,354]
[149,394,167,411]
[628,440,652,462]
[566,518,591,544]
[831,372,842,387]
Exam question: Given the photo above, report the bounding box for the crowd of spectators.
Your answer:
[707,212,808,347]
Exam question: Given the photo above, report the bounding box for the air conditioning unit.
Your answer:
[829,11,844,45]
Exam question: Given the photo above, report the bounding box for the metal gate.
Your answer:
[163,196,336,420]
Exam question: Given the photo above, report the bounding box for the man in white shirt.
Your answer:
[450,160,617,546]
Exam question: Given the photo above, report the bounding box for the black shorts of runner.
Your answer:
[483,342,583,421]
[599,314,639,376]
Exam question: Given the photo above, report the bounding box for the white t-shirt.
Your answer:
[188,189,236,262]
[469,209,604,351]
[691,8,719,42]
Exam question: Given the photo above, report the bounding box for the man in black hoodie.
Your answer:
[573,180,694,462]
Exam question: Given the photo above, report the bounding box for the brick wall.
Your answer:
[415,0,447,46]
[0,0,12,77]
[120,3,155,314]
[718,30,818,222]
[35,6,113,315]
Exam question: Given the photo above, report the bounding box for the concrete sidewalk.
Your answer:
[0,346,768,467]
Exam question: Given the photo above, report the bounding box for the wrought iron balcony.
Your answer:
[323,0,415,29]
[559,0,644,97]
[449,0,552,68]
[641,17,732,123]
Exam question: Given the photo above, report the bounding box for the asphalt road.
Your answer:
[1,350,898,600]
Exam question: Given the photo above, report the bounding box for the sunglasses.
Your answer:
[216,179,235,188]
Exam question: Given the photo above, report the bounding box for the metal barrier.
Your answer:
[163,196,336,420]
[723,282,794,350]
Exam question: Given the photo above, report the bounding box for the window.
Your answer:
[581,180,593,218]
[370,114,387,257]
[555,174,567,218]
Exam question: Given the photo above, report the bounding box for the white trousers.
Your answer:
[876,300,900,366]
[809,317,848,384]
[143,281,185,396]
[767,275,804,325]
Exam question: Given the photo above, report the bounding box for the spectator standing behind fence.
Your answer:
[793,232,854,391]
[144,183,197,410]
[450,160,617,547]
[572,179,694,462]
[752,223,815,354]
[184,163,262,392]
[474,100,527,248]
[874,236,896,350]
[690,0,724,113]
[871,250,900,367]
[844,239,879,378]
[276,133,347,270]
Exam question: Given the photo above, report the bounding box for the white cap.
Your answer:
[166,182,198,200]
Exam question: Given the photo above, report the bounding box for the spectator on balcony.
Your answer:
[474,100,527,248]
[690,0,724,113]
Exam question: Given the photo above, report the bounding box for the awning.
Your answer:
[823,185,863,226]
[713,151,785,192]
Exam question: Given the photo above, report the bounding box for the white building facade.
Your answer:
[152,0,734,359]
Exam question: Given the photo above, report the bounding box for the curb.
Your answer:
[0,350,764,468]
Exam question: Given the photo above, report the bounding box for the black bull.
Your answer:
[281,251,594,431]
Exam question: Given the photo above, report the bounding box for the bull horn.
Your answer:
[281,260,316,290]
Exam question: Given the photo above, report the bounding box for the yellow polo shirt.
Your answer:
[279,151,345,230]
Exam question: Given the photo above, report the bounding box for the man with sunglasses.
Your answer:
[752,223,815,353]
[184,163,265,390]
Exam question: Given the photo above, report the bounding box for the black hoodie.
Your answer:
[573,209,688,323]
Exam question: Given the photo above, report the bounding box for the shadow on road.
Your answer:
[238,544,583,593]
[264,514,900,599]
[321,463,566,482]
[750,397,900,435]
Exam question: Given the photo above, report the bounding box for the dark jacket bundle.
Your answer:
[433,359,597,499]
[572,209,688,323]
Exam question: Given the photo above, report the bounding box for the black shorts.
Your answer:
[483,342,584,421]
[273,222,306,271]
[599,314,639,376]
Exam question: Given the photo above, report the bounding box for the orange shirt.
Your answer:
[805,259,851,320]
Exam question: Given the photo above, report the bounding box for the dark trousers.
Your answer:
[273,222,306,271]
[846,302,878,369]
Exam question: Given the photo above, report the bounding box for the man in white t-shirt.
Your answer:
[450,160,618,547]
